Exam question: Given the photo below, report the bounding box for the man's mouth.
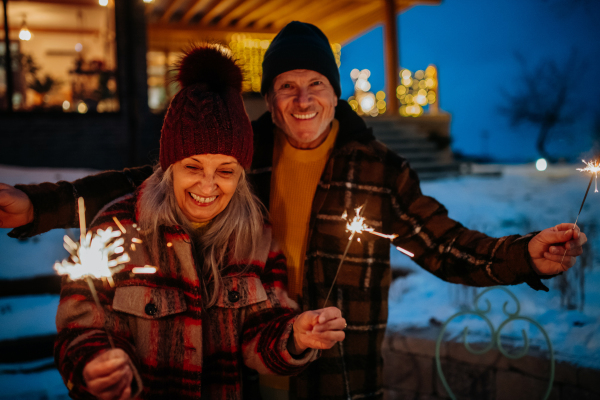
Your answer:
[189,192,217,204]
[292,112,317,120]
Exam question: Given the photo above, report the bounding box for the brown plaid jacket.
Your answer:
[12,100,548,400]
[54,188,317,400]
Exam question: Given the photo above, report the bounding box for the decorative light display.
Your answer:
[347,69,385,117]
[228,34,341,93]
[397,65,438,117]
[19,16,32,41]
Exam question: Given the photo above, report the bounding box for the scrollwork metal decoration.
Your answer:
[435,287,555,400]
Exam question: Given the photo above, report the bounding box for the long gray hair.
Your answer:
[138,165,265,307]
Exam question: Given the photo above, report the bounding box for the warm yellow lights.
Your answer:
[62,101,70,111]
[229,34,341,92]
[19,17,32,41]
[77,102,88,114]
[99,0,108,6]
[396,65,438,117]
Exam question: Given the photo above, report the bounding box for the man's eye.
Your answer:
[281,83,291,89]
[312,81,323,86]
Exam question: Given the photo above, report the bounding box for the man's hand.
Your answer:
[528,223,587,275]
[288,307,346,355]
[0,183,34,228]
[83,349,133,400]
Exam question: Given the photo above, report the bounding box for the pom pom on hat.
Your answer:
[176,44,243,93]
[160,43,253,171]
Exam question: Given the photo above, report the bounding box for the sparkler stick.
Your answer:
[559,174,594,267]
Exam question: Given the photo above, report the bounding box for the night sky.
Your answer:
[340,0,600,162]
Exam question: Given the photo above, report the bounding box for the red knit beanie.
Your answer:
[159,44,253,170]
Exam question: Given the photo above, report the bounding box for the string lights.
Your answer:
[228,34,341,93]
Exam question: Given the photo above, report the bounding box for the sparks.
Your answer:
[53,198,132,349]
[577,159,600,192]
[342,206,410,253]
[132,266,157,274]
[324,205,414,307]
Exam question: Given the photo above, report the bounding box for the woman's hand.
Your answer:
[288,307,346,355]
[83,349,133,400]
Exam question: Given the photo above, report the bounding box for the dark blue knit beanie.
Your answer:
[260,21,341,98]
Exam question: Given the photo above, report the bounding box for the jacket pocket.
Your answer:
[215,276,267,309]
[113,286,187,319]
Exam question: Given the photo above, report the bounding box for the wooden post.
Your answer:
[384,0,399,116]
[2,0,14,112]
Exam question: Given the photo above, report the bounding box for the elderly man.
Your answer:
[0,21,587,400]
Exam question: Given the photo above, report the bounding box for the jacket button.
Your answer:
[145,303,157,316]
[228,291,240,303]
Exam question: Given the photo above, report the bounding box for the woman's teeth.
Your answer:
[190,193,216,203]
[293,112,317,120]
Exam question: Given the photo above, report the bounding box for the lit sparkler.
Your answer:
[560,160,598,267]
[323,205,414,307]
[53,198,131,348]
[577,159,600,193]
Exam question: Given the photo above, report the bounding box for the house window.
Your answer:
[0,0,119,113]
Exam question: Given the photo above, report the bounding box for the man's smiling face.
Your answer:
[266,69,338,149]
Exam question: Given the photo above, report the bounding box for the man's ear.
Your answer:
[264,94,272,113]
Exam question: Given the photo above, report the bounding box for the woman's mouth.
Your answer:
[189,192,217,205]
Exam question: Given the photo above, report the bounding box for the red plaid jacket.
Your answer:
[54,189,317,400]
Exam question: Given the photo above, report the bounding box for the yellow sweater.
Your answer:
[269,119,339,302]
[259,121,339,395]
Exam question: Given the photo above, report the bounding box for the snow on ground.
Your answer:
[0,163,599,399]
[388,163,600,369]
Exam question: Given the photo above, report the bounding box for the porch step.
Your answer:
[364,114,460,180]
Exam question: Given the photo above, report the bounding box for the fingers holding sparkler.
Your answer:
[83,349,133,400]
[289,307,346,354]
[528,223,587,274]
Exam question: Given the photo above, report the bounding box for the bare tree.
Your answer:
[498,51,585,162]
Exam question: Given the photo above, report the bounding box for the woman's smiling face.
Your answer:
[171,154,243,223]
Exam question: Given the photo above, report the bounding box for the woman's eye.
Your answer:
[186,165,199,170]
[219,170,234,175]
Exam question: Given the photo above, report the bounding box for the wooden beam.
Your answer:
[147,22,277,51]
[216,0,266,28]
[0,25,99,36]
[234,0,288,29]
[8,0,98,6]
[195,0,227,24]
[159,0,186,23]
[325,7,383,44]
[384,0,399,115]
[274,0,346,30]
[319,2,382,32]
[180,0,215,24]
[252,0,306,30]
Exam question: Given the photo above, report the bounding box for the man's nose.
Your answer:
[295,87,311,108]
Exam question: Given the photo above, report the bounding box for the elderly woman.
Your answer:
[54,45,345,400]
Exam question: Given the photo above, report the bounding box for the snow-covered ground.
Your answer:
[388,164,600,369]
[0,163,599,399]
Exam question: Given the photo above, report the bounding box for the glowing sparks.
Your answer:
[342,206,411,256]
[53,227,130,284]
[132,266,157,274]
[577,159,600,192]
[324,204,414,307]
